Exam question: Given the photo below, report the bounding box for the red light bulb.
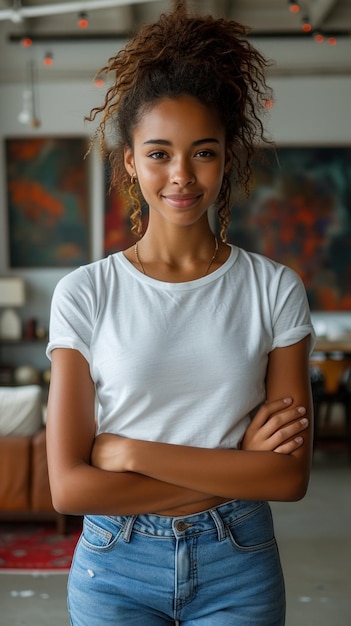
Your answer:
[302,21,312,33]
[289,3,300,14]
[21,37,32,47]
[264,99,274,110]
[78,12,89,28]
[314,33,324,43]
[94,75,105,88]
[43,52,54,67]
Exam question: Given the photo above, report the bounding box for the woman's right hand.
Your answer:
[241,398,309,454]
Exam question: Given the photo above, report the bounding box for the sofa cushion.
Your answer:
[0,436,31,509]
[0,385,43,436]
[31,429,54,511]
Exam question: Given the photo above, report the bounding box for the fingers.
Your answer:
[268,416,309,451]
[274,436,304,455]
[265,409,307,438]
[242,402,310,453]
[254,402,307,437]
[251,397,294,428]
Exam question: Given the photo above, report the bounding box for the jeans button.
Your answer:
[175,521,188,532]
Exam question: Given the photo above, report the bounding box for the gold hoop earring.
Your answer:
[216,172,231,243]
[128,173,142,238]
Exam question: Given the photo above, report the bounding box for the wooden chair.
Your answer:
[310,357,351,459]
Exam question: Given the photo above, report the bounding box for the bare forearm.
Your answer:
[49,462,218,516]
[90,392,312,504]
[128,441,310,502]
[47,349,216,516]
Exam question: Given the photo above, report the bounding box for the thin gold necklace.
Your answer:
[134,237,219,278]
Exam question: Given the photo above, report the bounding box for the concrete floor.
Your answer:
[0,451,350,626]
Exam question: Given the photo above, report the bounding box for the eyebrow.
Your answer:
[143,138,220,146]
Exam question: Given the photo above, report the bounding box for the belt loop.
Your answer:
[209,508,226,542]
[122,515,137,542]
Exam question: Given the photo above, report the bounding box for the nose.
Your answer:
[170,158,196,187]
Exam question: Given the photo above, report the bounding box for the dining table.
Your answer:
[313,334,351,357]
[311,333,351,393]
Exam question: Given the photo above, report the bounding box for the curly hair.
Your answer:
[87,2,273,241]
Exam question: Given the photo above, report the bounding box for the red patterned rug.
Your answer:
[0,520,82,573]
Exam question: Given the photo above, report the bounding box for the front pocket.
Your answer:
[81,515,123,552]
[226,502,277,553]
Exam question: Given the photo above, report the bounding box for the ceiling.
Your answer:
[1,0,351,83]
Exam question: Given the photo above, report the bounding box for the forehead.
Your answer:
[134,96,225,141]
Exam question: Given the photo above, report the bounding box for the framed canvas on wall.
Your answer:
[227,147,351,311]
[5,136,90,268]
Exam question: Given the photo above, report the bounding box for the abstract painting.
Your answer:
[6,137,89,268]
[227,147,351,311]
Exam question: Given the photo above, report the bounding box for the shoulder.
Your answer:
[51,255,125,320]
[54,254,121,296]
[232,247,309,316]
[234,246,301,286]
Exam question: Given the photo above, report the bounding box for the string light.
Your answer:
[263,98,274,110]
[43,52,54,66]
[289,1,300,14]
[301,17,312,33]
[20,36,32,47]
[78,11,89,28]
[313,32,325,43]
[94,74,105,88]
[287,1,338,45]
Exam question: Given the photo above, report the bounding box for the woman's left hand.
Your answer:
[91,433,131,472]
[241,397,308,454]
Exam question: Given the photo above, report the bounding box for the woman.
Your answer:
[46,4,315,624]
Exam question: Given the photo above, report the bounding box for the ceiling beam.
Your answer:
[308,0,338,28]
[0,0,162,22]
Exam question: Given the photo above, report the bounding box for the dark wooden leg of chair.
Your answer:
[345,399,351,461]
[56,513,67,535]
[313,400,322,450]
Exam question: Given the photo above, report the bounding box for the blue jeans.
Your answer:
[68,500,285,625]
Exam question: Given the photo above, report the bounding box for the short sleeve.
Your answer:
[46,267,96,363]
[270,265,316,353]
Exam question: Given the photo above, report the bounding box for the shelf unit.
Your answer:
[0,337,49,386]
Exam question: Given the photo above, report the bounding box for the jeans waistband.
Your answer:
[104,499,266,543]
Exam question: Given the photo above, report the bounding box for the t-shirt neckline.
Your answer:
[115,244,239,290]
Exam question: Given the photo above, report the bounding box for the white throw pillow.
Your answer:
[0,385,43,436]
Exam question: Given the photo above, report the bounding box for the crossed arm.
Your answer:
[46,336,313,516]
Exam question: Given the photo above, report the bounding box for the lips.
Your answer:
[162,193,201,208]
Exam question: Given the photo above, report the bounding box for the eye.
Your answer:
[195,149,216,158]
[148,151,168,160]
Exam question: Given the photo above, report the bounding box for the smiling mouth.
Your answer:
[162,193,202,208]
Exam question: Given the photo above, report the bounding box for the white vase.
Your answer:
[0,308,22,339]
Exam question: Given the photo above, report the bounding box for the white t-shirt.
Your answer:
[47,245,315,449]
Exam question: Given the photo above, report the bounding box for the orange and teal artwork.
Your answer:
[6,137,89,268]
[227,147,351,311]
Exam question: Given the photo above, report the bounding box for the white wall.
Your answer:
[269,75,351,146]
[1,66,351,365]
[0,81,104,340]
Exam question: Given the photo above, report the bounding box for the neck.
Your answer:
[139,220,218,262]
[135,234,219,279]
